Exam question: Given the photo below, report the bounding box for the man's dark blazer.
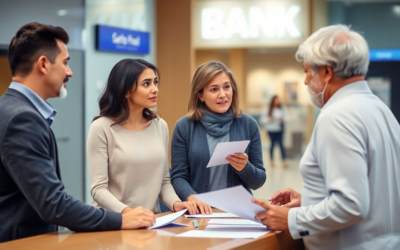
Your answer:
[0,89,121,243]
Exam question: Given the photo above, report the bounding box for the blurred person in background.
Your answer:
[87,59,196,217]
[252,24,400,250]
[261,95,288,168]
[171,61,266,215]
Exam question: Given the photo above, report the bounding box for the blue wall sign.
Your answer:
[96,25,150,55]
[370,49,400,61]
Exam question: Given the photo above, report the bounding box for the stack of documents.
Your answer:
[175,185,272,239]
[194,185,265,223]
[176,219,270,239]
[176,216,270,239]
[206,219,267,231]
[184,213,239,219]
[176,230,269,239]
[207,219,265,227]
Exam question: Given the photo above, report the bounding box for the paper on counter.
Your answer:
[206,224,267,230]
[207,219,262,225]
[194,186,265,223]
[184,213,239,219]
[157,222,189,229]
[148,209,187,229]
[206,140,250,168]
[206,219,267,230]
[175,230,267,239]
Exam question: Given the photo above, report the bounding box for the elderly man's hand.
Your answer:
[252,199,290,231]
[269,188,301,208]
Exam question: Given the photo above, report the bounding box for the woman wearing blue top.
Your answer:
[263,95,288,168]
[171,61,266,214]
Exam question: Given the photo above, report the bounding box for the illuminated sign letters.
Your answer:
[193,1,309,48]
[201,6,301,40]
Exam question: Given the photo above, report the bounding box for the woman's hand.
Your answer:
[173,201,197,215]
[269,188,301,208]
[226,153,248,172]
[121,206,155,229]
[187,195,213,215]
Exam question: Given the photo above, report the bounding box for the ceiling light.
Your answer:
[58,10,67,16]
[393,5,400,16]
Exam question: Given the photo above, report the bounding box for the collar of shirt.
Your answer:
[9,81,57,126]
[321,80,372,112]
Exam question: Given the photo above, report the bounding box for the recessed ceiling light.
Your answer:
[393,5,400,15]
[58,10,67,16]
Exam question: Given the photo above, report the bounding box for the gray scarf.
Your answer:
[199,108,234,137]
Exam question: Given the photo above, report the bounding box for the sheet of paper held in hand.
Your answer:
[206,140,250,168]
[148,209,188,229]
[194,185,265,223]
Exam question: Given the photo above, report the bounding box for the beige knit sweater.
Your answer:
[87,116,180,213]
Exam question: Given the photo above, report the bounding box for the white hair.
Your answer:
[295,25,369,78]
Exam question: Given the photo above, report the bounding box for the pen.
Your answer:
[193,219,199,228]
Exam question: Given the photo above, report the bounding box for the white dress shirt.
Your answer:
[288,81,400,250]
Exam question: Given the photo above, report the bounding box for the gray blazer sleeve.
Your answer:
[1,111,122,232]
[170,120,198,201]
[235,117,266,189]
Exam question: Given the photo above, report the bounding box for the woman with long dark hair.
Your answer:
[265,95,288,168]
[87,59,196,225]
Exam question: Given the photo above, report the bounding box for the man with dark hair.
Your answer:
[0,22,156,243]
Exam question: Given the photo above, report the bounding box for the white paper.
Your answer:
[206,224,267,230]
[184,213,239,219]
[206,140,250,168]
[148,209,187,229]
[207,219,262,225]
[194,186,265,223]
[176,230,267,239]
[156,222,189,229]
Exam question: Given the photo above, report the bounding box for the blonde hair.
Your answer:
[187,61,241,120]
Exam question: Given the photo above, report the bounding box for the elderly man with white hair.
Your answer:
[252,25,400,250]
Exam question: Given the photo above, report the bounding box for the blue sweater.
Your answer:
[171,113,266,201]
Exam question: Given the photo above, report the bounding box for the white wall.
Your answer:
[329,2,400,49]
[244,51,310,148]
[84,0,156,202]
[0,0,87,200]
[245,51,308,110]
[0,0,84,50]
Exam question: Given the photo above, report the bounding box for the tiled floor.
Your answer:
[252,142,304,201]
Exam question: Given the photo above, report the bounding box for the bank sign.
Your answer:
[96,25,150,55]
[193,0,309,48]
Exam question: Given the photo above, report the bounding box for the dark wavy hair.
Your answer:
[268,95,281,117]
[8,22,69,76]
[93,59,159,125]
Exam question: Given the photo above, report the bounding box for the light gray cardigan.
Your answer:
[171,113,266,201]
